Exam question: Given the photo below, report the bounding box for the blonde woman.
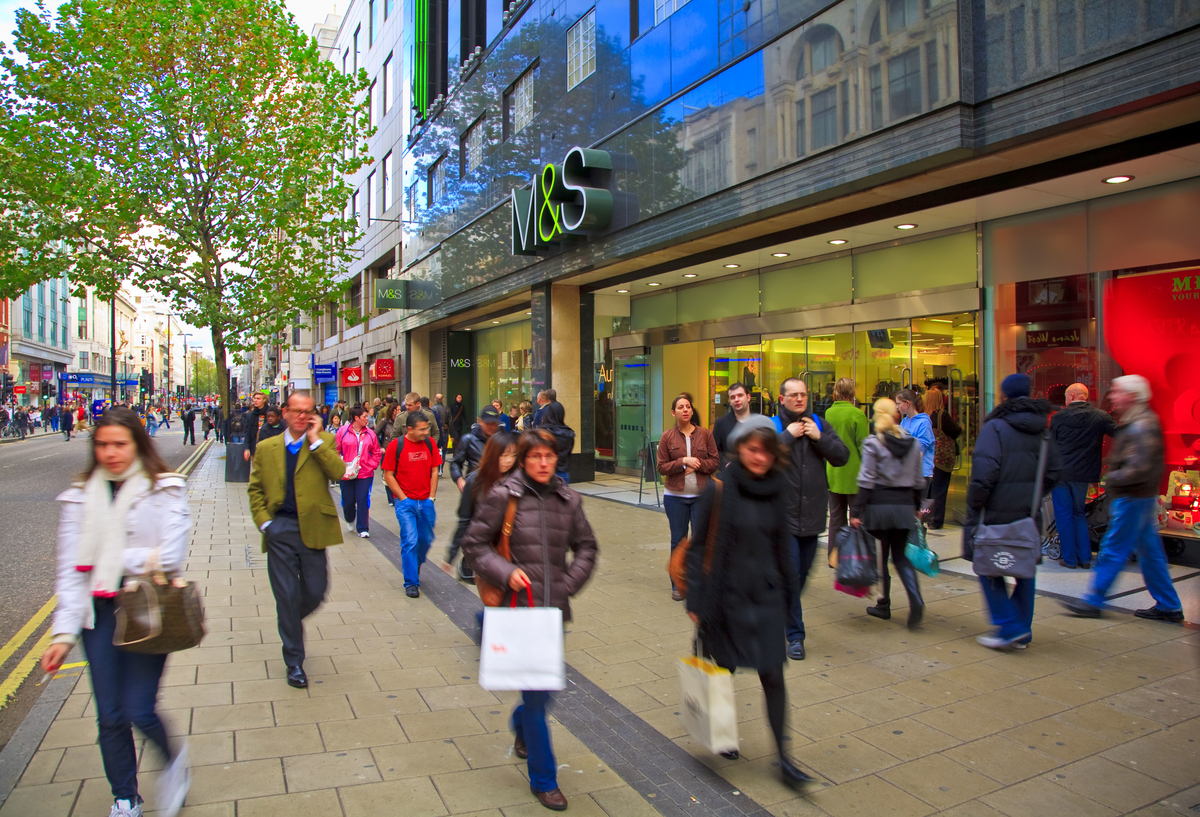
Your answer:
[850,398,927,628]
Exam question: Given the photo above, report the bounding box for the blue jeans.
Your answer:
[979,576,1036,641]
[147,420,157,437]
[340,476,373,534]
[396,498,437,587]
[785,535,820,643]
[556,471,570,484]
[1052,482,1091,566]
[513,690,557,792]
[1085,496,1182,611]
[50,417,59,431]
[664,495,703,589]
[81,597,172,801]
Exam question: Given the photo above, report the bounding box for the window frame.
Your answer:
[382,53,393,116]
[429,153,447,206]
[461,115,487,178]
[503,61,538,140]
[383,150,394,212]
[566,9,596,91]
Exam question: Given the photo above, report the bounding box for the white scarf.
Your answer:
[75,460,151,597]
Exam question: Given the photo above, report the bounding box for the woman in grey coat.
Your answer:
[851,397,927,628]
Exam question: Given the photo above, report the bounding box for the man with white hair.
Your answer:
[1049,383,1116,568]
[1063,375,1184,623]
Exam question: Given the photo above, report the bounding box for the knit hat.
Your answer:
[1001,373,1031,399]
[726,414,778,449]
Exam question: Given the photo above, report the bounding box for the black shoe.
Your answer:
[671,588,684,602]
[866,604,891,620]
[907,604,924,630]
[787,640,805,661]
[406,586,420,598]
[1134,606,1184,623]
[1080,563,1092,570]
[719,749,740,759]
[1061,598,1103,618]
[779,756,816,787]
[514,735,528,759]
[286,666,308,688]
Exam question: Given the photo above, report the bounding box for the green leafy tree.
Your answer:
[0,0,371,412]
[191,354,218,399]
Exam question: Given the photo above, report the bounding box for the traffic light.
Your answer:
[1,372,11,400]
[139,369,152,395]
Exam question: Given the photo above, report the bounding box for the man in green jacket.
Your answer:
[248,390,347,689]
[825,378,869,557]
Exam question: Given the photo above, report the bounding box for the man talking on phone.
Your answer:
[774,377,849,661]
[248,390,347,689]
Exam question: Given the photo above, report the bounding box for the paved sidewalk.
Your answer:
[6,453,1200,817]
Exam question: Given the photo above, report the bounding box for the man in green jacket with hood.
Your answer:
[825,378,869,560]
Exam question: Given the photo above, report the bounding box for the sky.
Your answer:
[0,0,343,362]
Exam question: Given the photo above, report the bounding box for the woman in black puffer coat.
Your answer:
[460,429,598,812]
[685,417,814,788]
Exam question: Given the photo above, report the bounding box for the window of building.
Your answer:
[383,151,393,211]
[567,9,596,90]
[369,0,380,45]
[351,190,360,228]
[811,86,838,150]
[343,49,349,75]
[385,0,393,19]
[79,351,88,369]
[746,127,758,168]
[461,0,488,64]
[368,80,376,129]
[382,54,393,115]
[887,0,919,34]
[429,154,447,205]
[327,301,339,336]
[869,64,883,130]
[655,0,691,25]
[1010,6,1027,79]
[366,171,376,224]
[682,127,728,197]
[795,99,806,156]
[22,295,31,335]
[888,47,922,120]
[140,349,147,362]
[349,280,363,315]
[461,115,486,177]
[353,25,360,72]
[810,29,838,72]
[503,63,537,139]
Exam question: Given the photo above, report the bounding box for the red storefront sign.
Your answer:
[29,363,42,381]
[41,366,53,380]
[368,358,395,382]
[339,366,363,387]
[13,386,26,394]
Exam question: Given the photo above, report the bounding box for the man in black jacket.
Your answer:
[1050,383,1116,568]
[1064,375,1183,623]
[243,391,267,461]
[451,406,502,490]
[774,377,849,660]
[713,382,753,463]
[968,374,1061,650]
[182,403,197,445]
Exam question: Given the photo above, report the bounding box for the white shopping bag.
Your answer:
[677,654,739,754]
[479,587,565,691]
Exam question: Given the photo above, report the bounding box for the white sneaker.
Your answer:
[346,520,356,532]
[110,800,143,817]
[156,743,190,817]
[359,530,370,539]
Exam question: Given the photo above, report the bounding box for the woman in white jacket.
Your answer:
[40,407,192,817]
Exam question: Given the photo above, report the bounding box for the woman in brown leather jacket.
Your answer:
[657,393,720,600]
[460,429,598,811]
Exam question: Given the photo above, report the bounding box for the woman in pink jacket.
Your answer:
[335,406,383,538]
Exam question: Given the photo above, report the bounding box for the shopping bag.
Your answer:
[479,586,565,691]
[905,524,939,578]
[677,654,738,754]
[834,581,871,598]
[834,526,879,587]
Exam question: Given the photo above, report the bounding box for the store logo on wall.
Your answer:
[340,366,363,387]
[450,358,472,368]
[369,358,396,381]
[512,147,613,256]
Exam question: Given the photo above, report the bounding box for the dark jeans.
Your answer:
[927,468,952,528]
[1052,481,1091,567]
[828,493,852,539]
[340,476,373,533]
[664,495,703,588]
[265,515,329,666]
[875,527,922,609]
[513,691,557,792]
[182,422,195,444]
[785,535,820,643]
[979,575,1036,641]
[81,597,172,802]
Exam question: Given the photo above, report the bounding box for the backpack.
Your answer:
[393,434,435,479]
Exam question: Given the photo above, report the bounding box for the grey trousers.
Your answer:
[265,515,328,667]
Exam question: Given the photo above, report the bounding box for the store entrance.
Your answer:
[613,351,650,475]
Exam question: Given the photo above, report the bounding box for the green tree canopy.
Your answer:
[0,0,370,410]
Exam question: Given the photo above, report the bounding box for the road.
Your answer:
[0,422,204,749]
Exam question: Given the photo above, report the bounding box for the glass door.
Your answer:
[855,323,913,421]
[711,340,763,424]
[613,352,649,475]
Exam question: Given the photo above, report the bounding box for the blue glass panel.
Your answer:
[671,0,719,94]
[630,20,671,107]
[488,0,503,44]
[595,0,631,54]
[637,0,656,37]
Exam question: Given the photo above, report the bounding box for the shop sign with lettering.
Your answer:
[369,358,395,382]
[340,366,363,387]
[375,277,442,310]
[1025,327,1082,348]
[313,363,337,383]
[511,147,613,255]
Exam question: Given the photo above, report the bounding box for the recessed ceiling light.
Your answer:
[771,252,789,258]
[616,289,629,293]
[895,223,917,230]
[491,320,500,324]
[828,239,848,245]
[647,282,661,286]
[1104,175,1133,184]
[683,273,698,278]
[724,263,740,268]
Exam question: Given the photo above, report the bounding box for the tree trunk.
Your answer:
[212,325,231,419]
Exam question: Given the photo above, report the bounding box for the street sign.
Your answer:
[13,386,26,394]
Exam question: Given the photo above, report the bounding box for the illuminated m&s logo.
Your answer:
[512,147,613,256]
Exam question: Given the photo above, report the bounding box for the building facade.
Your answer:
[7,274,73,406]
[317,0,1200,505]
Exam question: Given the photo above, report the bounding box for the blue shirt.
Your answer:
[901,413,936,478]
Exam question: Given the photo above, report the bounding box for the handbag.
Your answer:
[472,496,519,607]
[834,525,879,588]
[113,549,206,654]
[677,633,738,754]
[933,412,957,473]
[905,523,939,577]
[479,586,565,691]
[666,481,723,599]
[971,428,1050,580]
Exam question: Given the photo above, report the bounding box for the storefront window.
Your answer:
[473,321,533,414]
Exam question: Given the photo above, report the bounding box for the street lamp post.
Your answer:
[180,332,192,402]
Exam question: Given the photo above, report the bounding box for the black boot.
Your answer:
[896,562,925,629]
[779,756,815,787]
[866,600,891,619]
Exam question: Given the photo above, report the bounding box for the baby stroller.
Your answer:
[1041,490,1110,561]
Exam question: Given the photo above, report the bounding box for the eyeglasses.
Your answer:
[288,408,315,416]
[782,392,806,399]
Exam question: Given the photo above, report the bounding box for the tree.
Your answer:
[191,354,217,399]
[0,0,371,413]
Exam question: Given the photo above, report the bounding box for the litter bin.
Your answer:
[225,438,250,482]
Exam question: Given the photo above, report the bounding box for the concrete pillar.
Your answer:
[546,284,594,482]
[409,328,430,398]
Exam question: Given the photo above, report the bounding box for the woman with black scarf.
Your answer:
[684,416,815,787]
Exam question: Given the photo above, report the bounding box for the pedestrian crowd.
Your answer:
[38,369,1187,817]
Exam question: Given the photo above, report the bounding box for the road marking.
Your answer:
[0,596,56,669]
[58,662,87,670]
[0,628,54,709]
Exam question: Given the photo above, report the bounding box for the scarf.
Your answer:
[75,460,151,597]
